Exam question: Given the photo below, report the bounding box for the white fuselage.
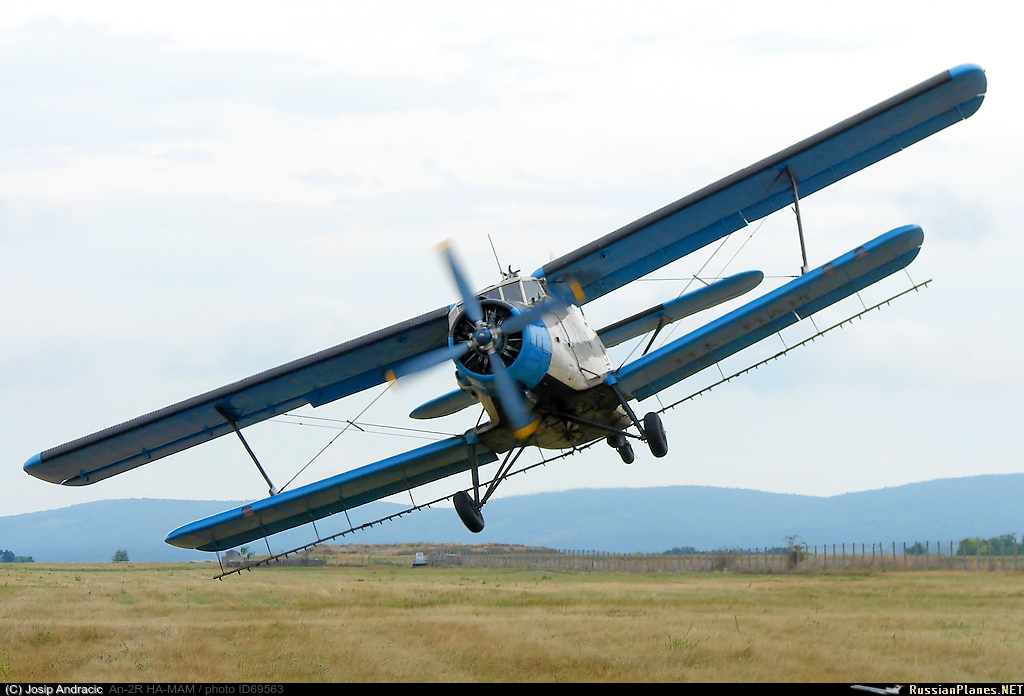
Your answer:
[543,304,612,391]
[449,275,628,451]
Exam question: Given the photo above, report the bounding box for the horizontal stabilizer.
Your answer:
[409,388,479,419]
[597,270,764,348]
[24,307,451,486]
[536,65,983,304]
[611,225,925,401]
[165,435,498,551]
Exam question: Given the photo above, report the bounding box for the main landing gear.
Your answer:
[453,440,528,533]
[453,409,670,533]
[604,411,668,462]
[644,412,668,458]
[453,490,485,533]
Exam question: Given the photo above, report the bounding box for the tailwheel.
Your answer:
[644,412,668,458]
[453,490,485,533]
[617,441,635,464]
[606,433,634,464]
[606,433,626,449]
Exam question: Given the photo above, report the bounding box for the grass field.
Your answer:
[1,560,1022,682]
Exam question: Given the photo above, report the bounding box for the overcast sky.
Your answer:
[2,2,1021,524]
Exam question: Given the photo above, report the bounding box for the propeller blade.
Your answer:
[439,241,483,325]
[386,342,471,382]
[497,296,563,336]
[487,348,539,439]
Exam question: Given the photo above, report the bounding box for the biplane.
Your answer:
[24,65,986,556]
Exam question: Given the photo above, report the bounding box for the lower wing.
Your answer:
[611,224,924,401]
[165,435,497,551]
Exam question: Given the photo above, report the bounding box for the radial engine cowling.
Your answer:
[450,299,552,397]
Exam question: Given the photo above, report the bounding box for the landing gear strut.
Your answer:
[453,442,527,533]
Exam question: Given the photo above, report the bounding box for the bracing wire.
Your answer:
[275,413,457,439]
[633,169,793,358]
[615,234,733,370]
[278,382,394,493]
[648,213,773,355]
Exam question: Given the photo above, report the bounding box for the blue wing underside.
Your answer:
[166,435,499,552]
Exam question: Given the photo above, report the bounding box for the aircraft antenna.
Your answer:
[488,234,508,279]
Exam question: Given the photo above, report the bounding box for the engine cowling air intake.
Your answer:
[450,299,553,397]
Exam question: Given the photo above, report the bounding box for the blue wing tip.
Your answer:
[948,63,987,96]
[948,63,983,79]
[885,224,924,248]
[164,529,189,548]
[23,452,42,473]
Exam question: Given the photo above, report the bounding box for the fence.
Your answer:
[421,541,1021,573]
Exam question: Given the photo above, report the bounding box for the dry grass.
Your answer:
[1,562,1022,682]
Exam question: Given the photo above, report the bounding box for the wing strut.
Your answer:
[479,445,527,506]
[785,167,810,275]
[215,406,278,497]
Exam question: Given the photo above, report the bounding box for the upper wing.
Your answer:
[24,306,451,486]
[165,434,497,551]
[611,225,924,401]
[535,65,985,304]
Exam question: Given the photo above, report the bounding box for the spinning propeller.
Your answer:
[387,241,575,439]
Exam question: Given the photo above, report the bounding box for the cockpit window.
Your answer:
[521,278,544,304]
[500,281,523,304]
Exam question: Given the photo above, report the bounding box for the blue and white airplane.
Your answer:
[24,65,986,553]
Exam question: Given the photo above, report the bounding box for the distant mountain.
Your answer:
[1,474,1021,562]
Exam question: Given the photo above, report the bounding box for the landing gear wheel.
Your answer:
[453,490,485,533]
[644,412,668,458]
[606,433,627,450]
[617,442,635,465]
